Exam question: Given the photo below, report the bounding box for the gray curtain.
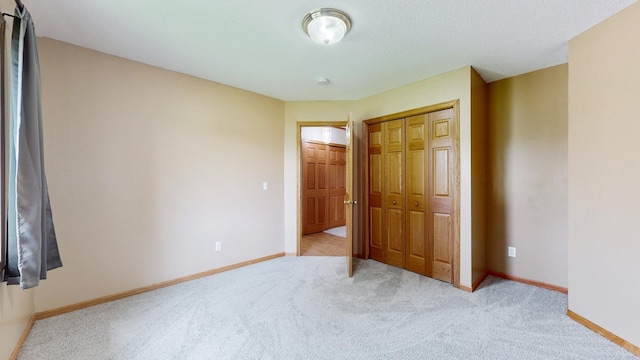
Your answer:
[1,15,6,280]
[4,3,62,289]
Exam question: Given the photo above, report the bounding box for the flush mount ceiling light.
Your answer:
[302,8,352,45]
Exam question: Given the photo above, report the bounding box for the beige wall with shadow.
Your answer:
[488,64,568,288]
[568,1,640,348]
[34,38,285,312]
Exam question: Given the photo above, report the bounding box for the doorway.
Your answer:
[297,123,348,256]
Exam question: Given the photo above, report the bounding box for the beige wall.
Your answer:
[568,2,640,347]
[487,64,568,288]
[34,38,285,311]
[471,68,488,284]
[284,67,480,287]
[0,288,34,360]
[0,1,36,358]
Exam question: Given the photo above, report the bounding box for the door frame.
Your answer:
[296,121,348,256]
[362,100,461,287]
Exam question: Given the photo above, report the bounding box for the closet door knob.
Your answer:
[392,200,397,205]
[414,202,419,207]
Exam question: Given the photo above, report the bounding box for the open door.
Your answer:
[344,114,355,277]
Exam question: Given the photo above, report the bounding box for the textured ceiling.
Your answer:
[27,0,637,101]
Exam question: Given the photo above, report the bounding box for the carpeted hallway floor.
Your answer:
[18,257,639,359]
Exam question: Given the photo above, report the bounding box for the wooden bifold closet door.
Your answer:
[383,119,405,268]
[328,146,347,229]
[405,114,427,275]
[302,141,346,235]
[428,109,456,282]
[366,108,456,283]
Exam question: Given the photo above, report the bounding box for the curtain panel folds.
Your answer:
[0,15,6,277]
[3,3,62,289]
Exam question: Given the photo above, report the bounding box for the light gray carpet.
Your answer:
[324,226,346,238]
[19,257,639,360]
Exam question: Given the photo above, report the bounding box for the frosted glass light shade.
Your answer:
[302,9,352,46]
[307,16,346,45]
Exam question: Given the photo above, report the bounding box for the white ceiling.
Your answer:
[27,0,637,101]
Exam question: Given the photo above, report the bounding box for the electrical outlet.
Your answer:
[508,246,516,258]
[215,242,222,252]
[263,181,269,190]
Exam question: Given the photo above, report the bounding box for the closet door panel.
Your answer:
[384,120,405,268]
[302,142,330,235]
[316,149,328,226]
[386,207,404,267]
[328,145,347,228]
[368,124,385,262]
[386,152,403,195]
[370,207,383,248]
[427,109,455,283]
[433,148,450,197]
[407,209,425,273]
[432,213,452,281]
[405,115,427,275]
